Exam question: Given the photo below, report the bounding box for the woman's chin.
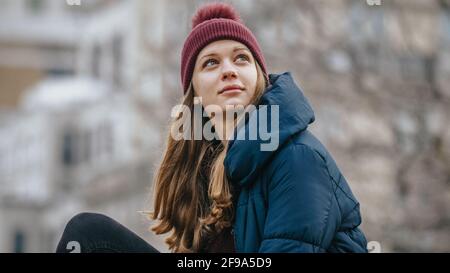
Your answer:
[219,98,249,109]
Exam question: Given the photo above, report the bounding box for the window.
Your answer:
[440,9,450,48]
[82,130,92,163]
[104,123,113,157]
[46,68,74,77]
[99,122,114,157]
[12,230,26,253]
[92,44,102,79]
[112,35,123,88]
[27,0,45,15]
[62,132,77,166]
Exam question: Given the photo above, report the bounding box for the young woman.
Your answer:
[150,2,368,253]
[56,2,367,253]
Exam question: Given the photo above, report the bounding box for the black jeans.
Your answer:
[56,212,160,253]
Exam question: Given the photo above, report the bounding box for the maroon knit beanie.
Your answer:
[181,2,268,94]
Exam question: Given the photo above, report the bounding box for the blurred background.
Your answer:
[0,0,449,253]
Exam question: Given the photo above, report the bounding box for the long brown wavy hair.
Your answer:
[149,62,267,252]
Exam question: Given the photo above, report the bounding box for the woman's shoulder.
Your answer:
[269,129,341,181]
[261,129,344,199]
[265,129,362,224]
[269,130,327,167]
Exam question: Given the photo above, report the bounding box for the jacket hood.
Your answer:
[224,72,315,187]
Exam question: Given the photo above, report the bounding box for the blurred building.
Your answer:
[0,0,89,109]
[0,0,169,252]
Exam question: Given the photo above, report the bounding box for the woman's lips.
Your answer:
[219,88,243,95]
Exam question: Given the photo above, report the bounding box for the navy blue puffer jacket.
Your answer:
[225,72,368,253]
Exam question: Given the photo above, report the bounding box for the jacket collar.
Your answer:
[224,72,315,187]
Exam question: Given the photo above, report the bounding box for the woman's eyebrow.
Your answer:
[199,47,251,61]
[233,47,250,53]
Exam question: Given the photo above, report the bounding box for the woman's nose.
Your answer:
[221,60,238,80]
[222,70,237,80]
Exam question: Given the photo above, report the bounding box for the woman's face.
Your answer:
[192,40,258,111]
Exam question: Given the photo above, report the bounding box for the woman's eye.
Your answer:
[204,59,217,67]
[203,55,249,68]
[236,54,250,62]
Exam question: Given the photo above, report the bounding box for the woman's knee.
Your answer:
[57,212,159,253]
[63,212,114,237]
